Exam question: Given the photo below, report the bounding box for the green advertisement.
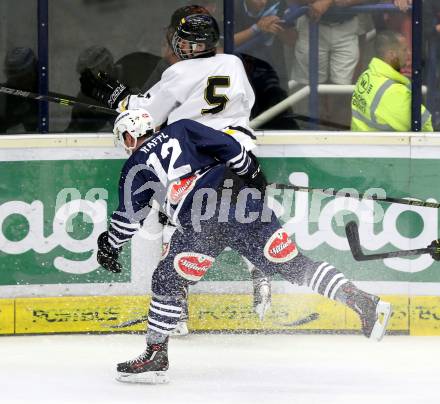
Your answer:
[0,148,439,288]
[0,159,128,285]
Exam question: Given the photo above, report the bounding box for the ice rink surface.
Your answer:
[1,333,439,404]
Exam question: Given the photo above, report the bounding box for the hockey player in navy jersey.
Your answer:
[97,109,392,384]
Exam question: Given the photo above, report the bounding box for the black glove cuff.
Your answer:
[158,211,170,226]
[429,239,440,261]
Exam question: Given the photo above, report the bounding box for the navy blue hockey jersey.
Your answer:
[107,119,256,249]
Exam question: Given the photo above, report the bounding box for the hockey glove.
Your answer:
[429,239,440,261]
[97,232,122,273]
[80,69,131,109]
[242,164,268,195]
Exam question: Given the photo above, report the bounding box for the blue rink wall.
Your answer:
[1,132,440,335]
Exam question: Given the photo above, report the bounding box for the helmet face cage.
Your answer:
[113,109,154,153]
[171,14,219,60]
[172,33,203,60]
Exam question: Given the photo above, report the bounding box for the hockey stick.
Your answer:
[272,183,440,209]
[0,85,118,116]
[112,312,320,329]
[344,220,434,261]
[277,312,320,327]
[1,85,348,129]
[109,316,148,329]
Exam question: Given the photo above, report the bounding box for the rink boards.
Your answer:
[1,132,440,335]
[1,294,440,336]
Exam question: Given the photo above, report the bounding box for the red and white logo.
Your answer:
[263,229,298,263]
[161,225,177,260]
[174,252,215,281]
[167,175,198,205]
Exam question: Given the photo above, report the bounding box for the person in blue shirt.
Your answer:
[98,109,391,384]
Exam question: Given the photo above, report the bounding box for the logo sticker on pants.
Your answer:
[174,252,215,281]
[264,229,298,263]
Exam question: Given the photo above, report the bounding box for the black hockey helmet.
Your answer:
[171,14,220,60]
[169,5,210,31]
[166,5,211,46]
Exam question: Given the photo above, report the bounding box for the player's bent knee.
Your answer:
[173,252,215,282]
[264,228,298,263]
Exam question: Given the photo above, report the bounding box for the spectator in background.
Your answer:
[354,12,375,80]
[351,30,433,131]
[423,0,440,130]
[233,0,299,128]
[393,0,411,12]
[374,0,412,76]
[0,47,39,133]
[233,0,297,91]
[291,0,372,87]
[423,0,440,46]
[240,52,300,129]
[290,1,376,127]
[65,45,117,132]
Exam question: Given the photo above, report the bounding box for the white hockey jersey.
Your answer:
[120,53,256,149]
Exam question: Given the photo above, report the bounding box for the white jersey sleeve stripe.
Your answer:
[110,218,141,229]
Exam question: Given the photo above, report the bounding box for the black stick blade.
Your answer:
[345,220,432,261]
[345,221,366,261]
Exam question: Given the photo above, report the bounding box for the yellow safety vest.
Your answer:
[351,57,433,132]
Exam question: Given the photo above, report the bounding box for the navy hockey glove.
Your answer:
[80,69,130,109]
[429,239,440,261]
[97,232,122,273]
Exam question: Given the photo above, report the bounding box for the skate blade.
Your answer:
[370,301,392,342]
[116,371,169,384]
[254,300,271,321]
[254,284,271,321]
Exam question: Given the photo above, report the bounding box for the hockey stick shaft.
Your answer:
[0,85,118,116]
[345,220,433,261]
[273,183,440,209]
[109,316,148,329]
[115,313,320,329]
[278,312,320,327]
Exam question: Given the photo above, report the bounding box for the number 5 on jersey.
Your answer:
[202,76,230,115]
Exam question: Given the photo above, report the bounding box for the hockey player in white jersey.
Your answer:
[80,13,271,333]
[81,14,256,144]
[97,110,391,384]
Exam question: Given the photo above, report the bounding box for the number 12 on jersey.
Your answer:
[202,76,230,115]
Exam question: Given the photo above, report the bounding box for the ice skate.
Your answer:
[345,285,391,341]
[116,339,169,384]
[251,268,271,320]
